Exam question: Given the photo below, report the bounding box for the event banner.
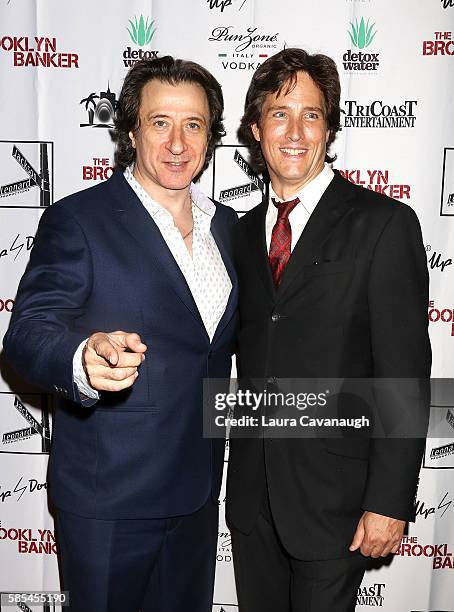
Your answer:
[1,0,453,610]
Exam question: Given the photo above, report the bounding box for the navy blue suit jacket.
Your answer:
[3,170,238,519]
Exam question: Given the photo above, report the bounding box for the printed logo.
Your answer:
[339,169,411,200]
[356,583,385,607]
[415,490,454,520]
[0,524,57,555]
[217,530,232,563]
[0,299,14,312]
[80,84,118,128]
[208,26,280,70]
[82,157,114,182]
[0,35,78,68]
[212,145,264,214]
[447,409,454,429]
[349,17,377,48]
[343,17,379,72]
[0,394,52,454]
[206,0,248,11]
[127,15,156,46]
[397,536,454,570]
[0,475,47,504]
[441,0,454,8]
[441,148,454,215]
[0,141,53,208]
[426,245,452,273]
[0,234,34,263]
[123,15,159,67]
[424,403,454,468]
[343,100,417,128]
[428,301,454,337]
[431,442,454,460]
[423,31,454,55]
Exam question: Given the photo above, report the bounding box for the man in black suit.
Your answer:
[226,48,430,611]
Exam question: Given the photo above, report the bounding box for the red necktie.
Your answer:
[269,197,300,287]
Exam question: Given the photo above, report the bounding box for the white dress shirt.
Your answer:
[265,163,334,253]
[73,167,232,400]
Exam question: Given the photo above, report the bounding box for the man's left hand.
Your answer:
[349,511,405,558]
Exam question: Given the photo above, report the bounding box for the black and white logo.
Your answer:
[80,84,118,128]
[357,583,385,607]
[0,394,52,454]
[441,147,454,216]
[343,100,417,128]
[206,0,248,11]
[212,145,264,214]
[0,141,53,207]
[424,408,454,469]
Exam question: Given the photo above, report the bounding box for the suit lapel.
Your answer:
[210,210,238,345]
[106,170,206,331]
[244,197,276,301]
[277,173,355,299]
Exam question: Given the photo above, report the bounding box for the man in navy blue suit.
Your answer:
[3,56,237,612]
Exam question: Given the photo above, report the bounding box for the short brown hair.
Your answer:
[238,48,341,173]
[113,56,225,177]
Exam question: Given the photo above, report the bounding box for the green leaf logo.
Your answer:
[348,17,377,49]
[127,15,156,46]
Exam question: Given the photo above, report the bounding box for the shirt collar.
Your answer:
[269,163,334,216]
[124,166,216,234]
[190,182,216,237]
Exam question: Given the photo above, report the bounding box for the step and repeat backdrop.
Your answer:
[1,0,454,610]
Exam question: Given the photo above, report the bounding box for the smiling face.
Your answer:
[129,79,210,198]
[251,71,330,200]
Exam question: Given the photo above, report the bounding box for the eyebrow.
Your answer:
[145,112,207,124]
[267,105,325,115]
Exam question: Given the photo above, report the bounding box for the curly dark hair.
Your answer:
[238,48,341,174]
[112,56,225,176]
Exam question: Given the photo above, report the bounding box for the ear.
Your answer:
[325,129,330,144]
[129,131,136,148]
[251,123,261,142]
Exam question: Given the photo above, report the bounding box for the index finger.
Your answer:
[116,351,145,368]
[109,331,147,354]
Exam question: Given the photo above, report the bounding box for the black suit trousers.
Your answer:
[231,486,367,612]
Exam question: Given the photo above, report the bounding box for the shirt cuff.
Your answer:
[73,338,99,400]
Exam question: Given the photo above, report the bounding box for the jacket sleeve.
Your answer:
[361,203,431,521]
[3,202,93,404]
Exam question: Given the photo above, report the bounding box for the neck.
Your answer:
[270,164,325,201]
[132,165,191,215]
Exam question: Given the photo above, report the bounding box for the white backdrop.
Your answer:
[1,0,453,610]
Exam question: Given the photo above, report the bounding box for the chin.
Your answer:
[160,175,193,190]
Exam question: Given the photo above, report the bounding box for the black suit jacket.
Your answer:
[226,171,431,560]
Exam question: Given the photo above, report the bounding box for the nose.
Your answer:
[286,116,303,142]
[167,125,186,155]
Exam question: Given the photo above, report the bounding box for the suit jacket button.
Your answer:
[271,314,280,322]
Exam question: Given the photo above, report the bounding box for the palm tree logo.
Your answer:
[80,93,99,126]
[80,85,117,128]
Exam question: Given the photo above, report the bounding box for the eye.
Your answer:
[153,119,167,128]
[273,111,286,118]
[305,112,319,120]
[187,121,201,130]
